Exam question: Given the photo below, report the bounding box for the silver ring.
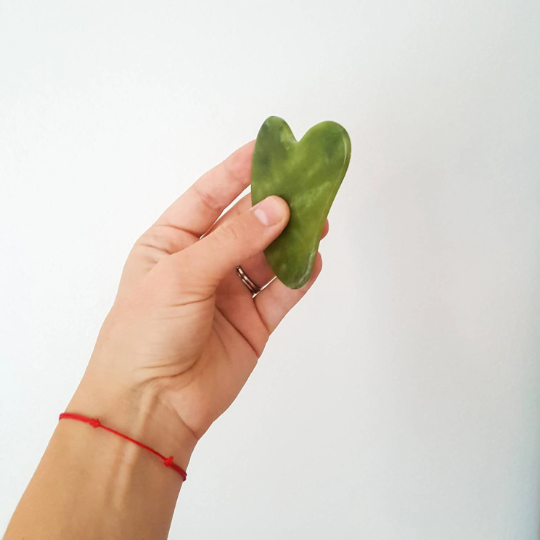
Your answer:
[236,266,261,296]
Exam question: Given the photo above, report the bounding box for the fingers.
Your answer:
[206,193,329,241]
[207,194,329,289]
[156,141,255,237]
[202,193,252,236]
[255,253,323,334]
[238,217,328,290]
[179,196,290,289]
[321,219,329,239]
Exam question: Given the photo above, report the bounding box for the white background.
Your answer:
[1,1,539,538]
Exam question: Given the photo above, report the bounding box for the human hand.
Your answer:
[68,141,325,463]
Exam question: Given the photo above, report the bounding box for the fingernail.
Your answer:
[253,196,285,226]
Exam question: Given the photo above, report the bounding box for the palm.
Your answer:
[177,282,270,436]
[126,215,272,360]
[117,222,268,436]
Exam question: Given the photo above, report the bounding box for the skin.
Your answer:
[5,141,328,540]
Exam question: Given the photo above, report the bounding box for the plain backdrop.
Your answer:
[1,1,539,538]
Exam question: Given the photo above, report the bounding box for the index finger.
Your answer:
[156,141,255,237]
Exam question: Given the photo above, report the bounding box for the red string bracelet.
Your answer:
[58,412,187,481]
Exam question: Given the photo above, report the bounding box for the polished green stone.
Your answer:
[251,116,351,289]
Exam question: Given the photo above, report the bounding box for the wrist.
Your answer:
[9,369,194,540]
[66,366,197,473]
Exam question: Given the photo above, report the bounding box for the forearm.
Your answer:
[5,373,197,540]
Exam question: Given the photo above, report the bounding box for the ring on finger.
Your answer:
[236,266,262,296]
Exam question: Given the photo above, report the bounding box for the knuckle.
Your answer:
[215,220,244,243]
[134,227,175,255]
[132,225,194,259]
[194,183,223,212]
[223,146,252,189]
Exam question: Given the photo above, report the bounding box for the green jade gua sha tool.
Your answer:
[251,116,351,289]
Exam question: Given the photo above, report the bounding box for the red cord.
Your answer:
[58,412,187,481]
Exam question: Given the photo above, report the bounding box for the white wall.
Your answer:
[1,1,539,538]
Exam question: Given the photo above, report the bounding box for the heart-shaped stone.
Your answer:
[251,116,351,289]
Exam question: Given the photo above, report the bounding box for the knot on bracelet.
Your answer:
[57,412,187,480]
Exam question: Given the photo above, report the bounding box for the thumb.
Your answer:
[181,195,289,287]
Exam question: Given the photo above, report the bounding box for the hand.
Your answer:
[69,141,324,458]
